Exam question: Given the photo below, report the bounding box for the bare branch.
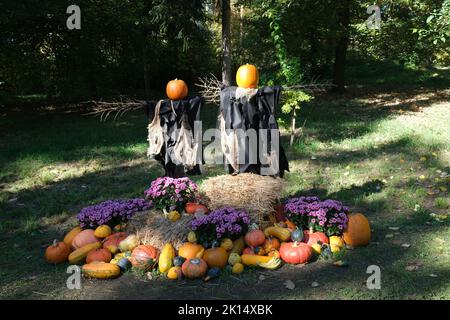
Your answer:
[82,97,145,121]
[195,74,222,105]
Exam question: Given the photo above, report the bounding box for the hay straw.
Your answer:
[126,210,193,250]
[199,173,284,227]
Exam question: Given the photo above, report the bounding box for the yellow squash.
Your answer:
[82,262,121,279]
[68,242,101,265]
[241,254,273,266]
[63,226,83,247]
[263,226,291,241]
[158,243,176,273]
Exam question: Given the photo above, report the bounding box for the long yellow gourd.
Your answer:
[82,262,121,279]
[158,243,175,273]
[241,254,273,266]
[68,242,101,265]
[263,226,291,241]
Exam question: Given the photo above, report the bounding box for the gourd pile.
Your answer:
[44,204,372,281]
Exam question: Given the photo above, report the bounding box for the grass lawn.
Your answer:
[0,64,449,300]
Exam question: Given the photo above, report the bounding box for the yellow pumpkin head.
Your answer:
[236,64,259,89]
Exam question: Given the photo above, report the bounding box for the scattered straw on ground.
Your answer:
[126,210,193,249]
[199,173,284,227]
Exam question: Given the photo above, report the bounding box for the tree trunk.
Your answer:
[221,0,232,86]
[142,39,151,98]
[332,0,350,92]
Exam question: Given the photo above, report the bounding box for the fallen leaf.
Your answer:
[333,260,349,267]
[7,198,18,203]
[385,234,394,239]
[420,156,427,162]
[388,226,400,231]
[432,152,438,157]
[400,159,405,164]
[310,156,317,160]
[401,243,411,248]
[429,274,438,278]
[439,186,447,192]
[311,281,320,288]
[258,275,266,282]
[406,261,422,271]
[419,175,426,180]
[284,280,295,290]
[146,272,153,280]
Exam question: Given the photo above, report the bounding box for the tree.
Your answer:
[222,0,233,85]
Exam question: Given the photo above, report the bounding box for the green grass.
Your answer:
[0,65,449,300]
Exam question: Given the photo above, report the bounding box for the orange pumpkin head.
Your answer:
[203,247,228,268]
[86,248,112,264]
[343,213,371,247]
[181,258,208,279]
[236,64,259,89]
[166,79,188,100]
[45,240,71,264]
[279,242,312,264]
[71,229,99,250]
[178,243,204,260]
[130,245,160,270]
[244,229,266,247]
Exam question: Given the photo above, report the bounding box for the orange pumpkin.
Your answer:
[45,240,71,264]
[102,232,128,254]
[178,243,204,260]
[285,220,297,230]
[181,258,208,279]
[71,229,99,250]
[304,231,329,246]
[86,248,112,264]
[263,237,280,252]
[245,229,266,247]
[279,242,312,264]
[236,64,259,89]
[63,226,82,247]
[203,247,228,268]
[184,202,208,215]
[166,79,188,100]
[130,245,160,270]
[343,213,371,246]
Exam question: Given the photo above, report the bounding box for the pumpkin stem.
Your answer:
[293,241,298,247]
[52,239,58,247]
[309,227,314,234]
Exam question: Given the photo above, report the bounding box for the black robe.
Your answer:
[219,86,289,177]
[144,96,202,177]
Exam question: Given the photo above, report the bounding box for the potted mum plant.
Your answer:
[144,176,198,214]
